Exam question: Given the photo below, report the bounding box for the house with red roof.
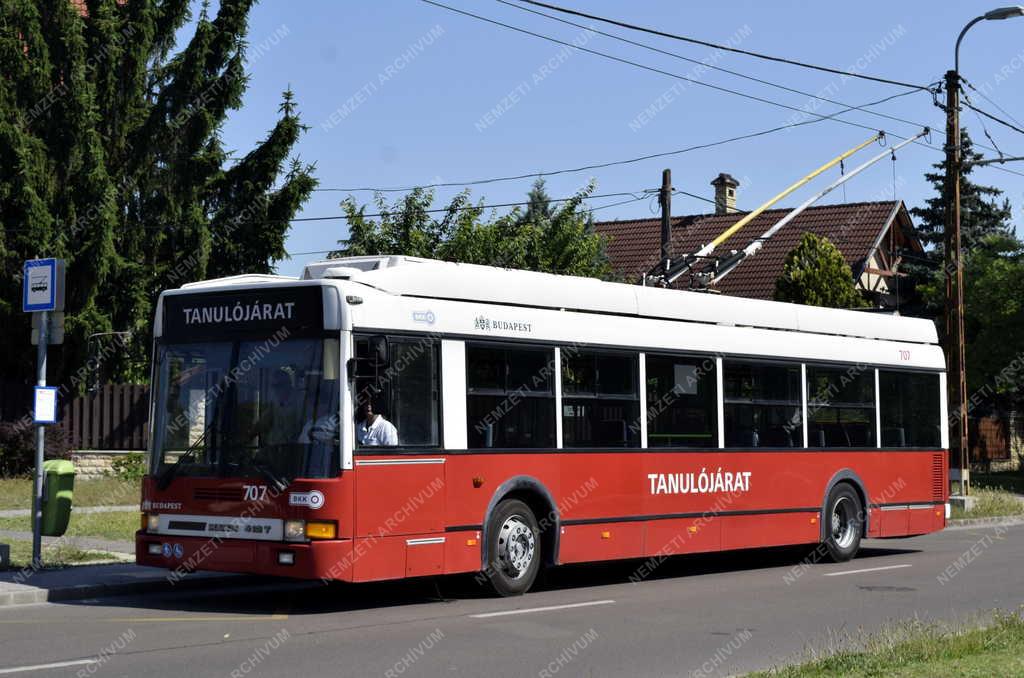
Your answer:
[594,173,924,310]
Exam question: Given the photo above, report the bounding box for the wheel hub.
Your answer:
[831,496,857,550]
[497,515,536,580]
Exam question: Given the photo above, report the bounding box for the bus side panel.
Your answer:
[353,460,446,536]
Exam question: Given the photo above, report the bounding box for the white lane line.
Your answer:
[470,599,615,619]
[823,564,913,577]
[0,659,99,675]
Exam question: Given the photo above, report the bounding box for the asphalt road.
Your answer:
[0,522,1021,678]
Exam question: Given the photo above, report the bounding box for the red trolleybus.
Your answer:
[137,256,948,595]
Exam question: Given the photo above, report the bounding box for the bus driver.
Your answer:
[355,399,398,447]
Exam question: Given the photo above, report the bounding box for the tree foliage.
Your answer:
[774,233,866,308]
[331,179,613,279]
[0,0,316,390]
[906,129,1014,317]
[921,233,1024,409]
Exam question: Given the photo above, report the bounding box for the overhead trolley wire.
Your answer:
[283,192,652,258]
[420,0,918,139]
[961,99,1024,138]
[496,0,933,132]
[420,0,1024,181]
[315,89,917,195]
[513,0,932,91]
[962,77,1024,131]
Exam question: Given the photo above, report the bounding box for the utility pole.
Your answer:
[660,169,672,275]
[943,69,969,496]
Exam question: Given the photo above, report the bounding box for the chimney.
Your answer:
[711,173,739,215]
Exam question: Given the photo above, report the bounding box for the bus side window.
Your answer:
[645,354,717,449]
[806,365,876,448]
[466,344,555,449]
[878,370,941,448]
[723,361,802,448]
[562,349,640,448]
[352,335,441,448]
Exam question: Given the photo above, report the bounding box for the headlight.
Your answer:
[145,513,160,533]
[305,521,337,540]
[284,520,306,542]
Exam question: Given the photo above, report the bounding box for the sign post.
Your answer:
[23,259,65,567]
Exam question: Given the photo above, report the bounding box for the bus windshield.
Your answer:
[150,336,341,483]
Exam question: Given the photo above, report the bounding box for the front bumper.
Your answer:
[135,531,354,581]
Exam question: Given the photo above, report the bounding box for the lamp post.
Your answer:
[946,6,1024,496]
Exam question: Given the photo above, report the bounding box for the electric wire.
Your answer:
[961,77,1024,130]
[496,0,933,133]
[962,99,1024,138]
[420,0,918,141]
[421,0,1024,178]
[284,193,651,258]
[315,89,917,195]
[513,0,931,91]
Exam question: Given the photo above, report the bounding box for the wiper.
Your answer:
[248,462,288,493]
[156,420,213,490]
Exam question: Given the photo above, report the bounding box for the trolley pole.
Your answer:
[31,310,49,567]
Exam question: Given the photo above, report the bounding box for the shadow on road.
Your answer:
[54,539,922,617]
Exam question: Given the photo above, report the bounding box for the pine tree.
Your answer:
[518,178,554,226]
[910,129,1013,256]
[0,0,317,390]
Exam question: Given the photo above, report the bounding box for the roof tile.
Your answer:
[595,201,902,299]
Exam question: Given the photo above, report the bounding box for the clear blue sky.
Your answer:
[214,0,1024,277]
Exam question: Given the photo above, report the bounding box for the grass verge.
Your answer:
[951,487,1024,520]
[0,510,138,543]
[0,476,140,511]
[3,540,119,571]
[972,472,1024,495]
[748,611,1024,677]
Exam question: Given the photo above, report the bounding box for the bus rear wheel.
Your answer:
[484,499,541,596]
[822,484,863,562]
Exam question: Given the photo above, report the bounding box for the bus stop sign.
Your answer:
[23,258,65,313]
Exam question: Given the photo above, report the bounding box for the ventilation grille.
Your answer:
[932,454,945,502]
[193,487,243,502]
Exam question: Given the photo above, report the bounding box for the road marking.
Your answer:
[0,659,98,675]
[823,564,913,577]
[470,599,615,619]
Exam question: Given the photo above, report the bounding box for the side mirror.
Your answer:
[347,336,390,380]
[369,335,389,368]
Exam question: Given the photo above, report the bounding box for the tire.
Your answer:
[484,499,541,596]
[822,483,864,562]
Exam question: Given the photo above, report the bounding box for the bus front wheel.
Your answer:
[485,499,541,596]
[822,483,863,562]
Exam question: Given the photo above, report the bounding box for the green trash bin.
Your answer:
[40,460,75,537]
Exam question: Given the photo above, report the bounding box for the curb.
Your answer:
[946,514,1024,529]
[0,569,261,608]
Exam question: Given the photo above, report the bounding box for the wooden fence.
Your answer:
[60,384,150,451]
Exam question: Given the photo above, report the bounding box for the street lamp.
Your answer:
[945,6,1024,497]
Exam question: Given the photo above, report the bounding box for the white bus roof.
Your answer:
[297,255,938,346]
